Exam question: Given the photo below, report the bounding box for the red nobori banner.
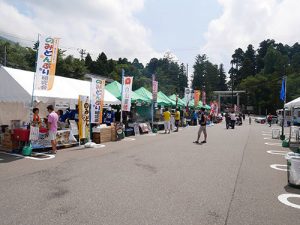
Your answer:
[194,90,200,107]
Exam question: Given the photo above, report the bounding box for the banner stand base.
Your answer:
[84,141,105,148]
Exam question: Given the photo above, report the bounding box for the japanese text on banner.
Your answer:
[35,35,59,90]
[91,78,105,123]
[121,77,133,112]
[78,95,90,140]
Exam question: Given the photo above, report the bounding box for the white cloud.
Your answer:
[202,0,300,71]
[0,0,161,64]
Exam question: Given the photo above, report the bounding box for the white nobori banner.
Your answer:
[90,78,105,123]
[121,77,133,112]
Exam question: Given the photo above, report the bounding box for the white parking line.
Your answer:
[1,152,55,160]
[266,150,289,156]
[278,194,300,209]
[264,137,273,140]
[270,164,288,171]
[265,142,281,146]
[123,137,136,141]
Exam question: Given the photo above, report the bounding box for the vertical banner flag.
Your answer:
[194,90,200,107]
[185,88,191,105]
[91,78,105,123]
[280,77,285,101]
[78,95,90,140]
[121,77,133,112]
[202,91,206,106]
[152,81,158,101]
[215,101,219,116]
[35,35,59,90]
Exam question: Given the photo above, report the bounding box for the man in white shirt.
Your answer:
[230,112,236,129]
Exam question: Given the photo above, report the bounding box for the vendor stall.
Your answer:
[285,97,300,145]
[0,66,121,151]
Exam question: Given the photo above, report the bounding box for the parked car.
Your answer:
[255,116,266,124]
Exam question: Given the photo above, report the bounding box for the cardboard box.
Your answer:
[100,127,112,143]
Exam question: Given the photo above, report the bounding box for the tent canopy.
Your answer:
[285,97,300,109]
[134,87,153,101]
[0,66,121,105]
[168,94,185,107]
[105,81,150,103]
[157,91,174,106]
[134,88,176,107]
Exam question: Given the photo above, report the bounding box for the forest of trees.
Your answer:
[0,38,188,97]
[1,37,300,114]
[229,39,300,114]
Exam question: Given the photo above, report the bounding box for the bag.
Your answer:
[22,144,32,156]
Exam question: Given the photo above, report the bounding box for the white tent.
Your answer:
[285,97,300,109]
[0,66,120,125]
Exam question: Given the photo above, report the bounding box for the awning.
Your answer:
[105,81,150,103]
[0,66,121,105]
[169,94,185,107]
[285,97,300,109]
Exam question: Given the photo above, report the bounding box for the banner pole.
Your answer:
[281,76,287,140]
[120,69,125,124]
[30,34,40,110]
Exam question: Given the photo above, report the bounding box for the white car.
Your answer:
[255,116,266,124]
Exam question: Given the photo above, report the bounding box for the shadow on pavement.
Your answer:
[0,152,23,164]
[284,185,300,194]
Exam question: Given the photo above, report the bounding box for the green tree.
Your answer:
[218,64,227,91]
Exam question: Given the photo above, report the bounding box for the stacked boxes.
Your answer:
[100,127,112,143]
[1,132,18,151]
[92,132,101,144]
[111,124,117,141]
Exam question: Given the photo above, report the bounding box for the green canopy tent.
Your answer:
[105,81,150,104]
[168,94,185,108]
[157,91,175,107]
[134,87,152,102]
[134,87,170,107]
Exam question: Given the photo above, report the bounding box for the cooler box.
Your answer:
[272,128,280,139]
[285,152,300,187]
[13,129,30,142]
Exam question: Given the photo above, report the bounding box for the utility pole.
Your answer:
[231,62,234,110]
[78,49,86,61]
[186,63,189,88]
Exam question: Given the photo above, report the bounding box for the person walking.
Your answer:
[225,111,231,129]
[193,107,207,144]
[267,113,272,127]
[47,105,58,154]
[175,108,180,132]
[230,111,236,129]
[163,108,171,134]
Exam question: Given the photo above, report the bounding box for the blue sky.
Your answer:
[135,0,222,69]
[1,0,300,77]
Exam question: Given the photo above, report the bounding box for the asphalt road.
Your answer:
[1,121,300,225]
